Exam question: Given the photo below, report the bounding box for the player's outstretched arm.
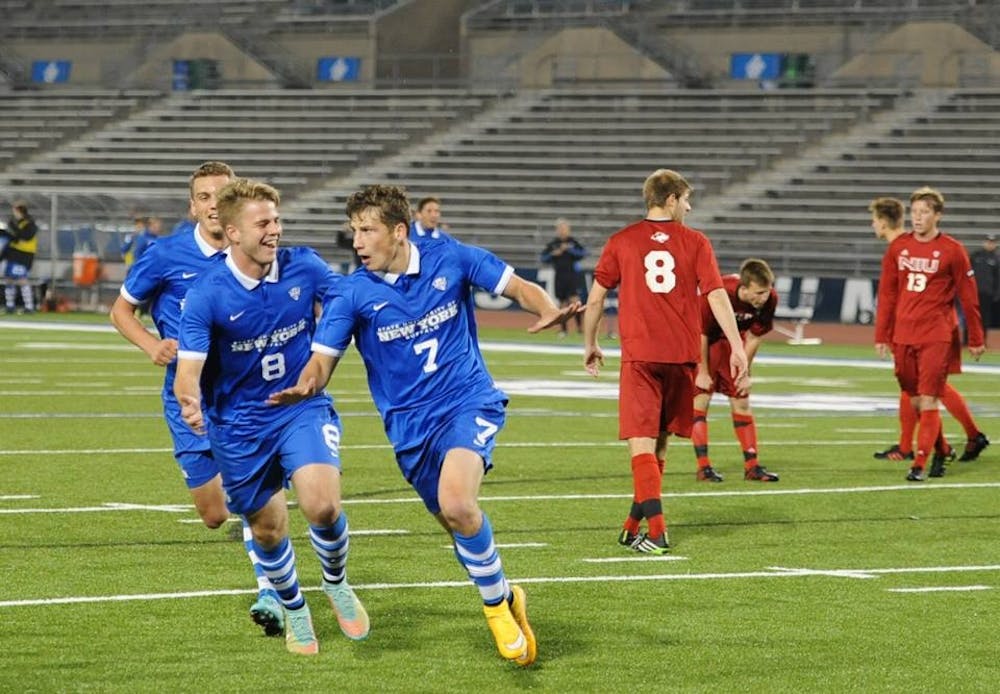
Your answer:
[502,274,582,333]
[267,352,338,405]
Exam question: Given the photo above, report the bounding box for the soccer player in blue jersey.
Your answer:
[268,184,580,666]
[408,195,448,241]
[173,178,367,656]
[110,161,286,636]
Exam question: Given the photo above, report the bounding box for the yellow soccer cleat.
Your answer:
[508,585,537,666]
[483,599,528,664]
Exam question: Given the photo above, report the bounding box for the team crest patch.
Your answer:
[433,276,448,291]
[289,286,301,300]
[651,232,670,243]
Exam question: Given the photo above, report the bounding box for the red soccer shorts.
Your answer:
[694,339,744,398]
[618,361,696,440]
[893,342,951,398]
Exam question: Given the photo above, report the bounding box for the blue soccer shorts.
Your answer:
[397,400,506,515]
[209,403,343,516]
[163,393,217,489]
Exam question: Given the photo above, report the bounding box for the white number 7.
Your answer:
[474,416,498,446]
[413,338,439,373]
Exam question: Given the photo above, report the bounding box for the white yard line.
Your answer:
[2,563,996,609]
[4,482,999,515]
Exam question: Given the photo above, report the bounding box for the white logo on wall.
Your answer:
[328,58,351,81]
[43,62,62,83]
[744,54,767,80]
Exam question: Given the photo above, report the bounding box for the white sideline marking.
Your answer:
[173,518,410,537]
[3,482,1000,515]
[3,564,998,609]
[887,586,991,593]
[0,494,39,500]
[19,341,136,351]
[0,437,986,456]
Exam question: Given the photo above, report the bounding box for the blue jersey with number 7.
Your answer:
[312,236,511,453]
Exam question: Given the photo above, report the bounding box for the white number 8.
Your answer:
[644,250,676,293]
[261,353,286,381]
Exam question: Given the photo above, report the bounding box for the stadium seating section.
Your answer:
[3,84,1000,278]
[1,0,998,283]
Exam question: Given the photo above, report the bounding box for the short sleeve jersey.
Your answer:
[177,247,341,437]
[875,231,984,347]
[312,237,512,453]
[120,225,225,390]
[594,218,724,363]
[701,274,778,345]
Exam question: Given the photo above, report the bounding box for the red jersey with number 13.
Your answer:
[594,218,724,364]
[875,230,983,347]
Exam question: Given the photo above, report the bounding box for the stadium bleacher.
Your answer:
[0,87,506,233]
[707,87,1000,276]
[1,1,999,290]
[278,86,905,268]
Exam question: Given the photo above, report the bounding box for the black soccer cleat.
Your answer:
[906,466,926,482]
[958,432,990,462]
[873,444,914,461]
[928,448,953,478]
[696,465,724,482]
[617,528,637,548]
[744,464,779,482]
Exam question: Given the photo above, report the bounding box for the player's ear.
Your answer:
[394,222,408,240]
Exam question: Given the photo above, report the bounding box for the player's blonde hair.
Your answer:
[642,169,692,210]
[910,186,944,213]
[216,178,280,228]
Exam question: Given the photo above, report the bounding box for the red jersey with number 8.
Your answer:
[594,218,724,364]
[875,230,983,347]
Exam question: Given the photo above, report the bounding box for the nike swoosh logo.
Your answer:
[229,311,246,321]
[504,634,526,653]
[373,301,389,311]
[182,272,197,279]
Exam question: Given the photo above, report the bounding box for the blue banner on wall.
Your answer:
[172,60,190,91]
[31,60,72,83]
[730,53,781,80]
[317,57,361,82]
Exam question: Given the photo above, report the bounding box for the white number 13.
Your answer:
[906,272,927,292]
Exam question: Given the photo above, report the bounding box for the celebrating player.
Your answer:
[269,183,577,666]
[110,162,285,636]
[174,178,367,655]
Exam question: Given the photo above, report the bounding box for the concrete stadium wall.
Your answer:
[270,31,376,85]
[467,26,669,87]
[466,21,999,88]
[5,33,275,89]
[4,37,134,86]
